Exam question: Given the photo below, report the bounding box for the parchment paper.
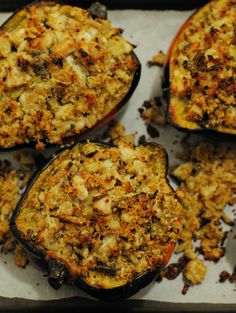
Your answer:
[0,9,236,304]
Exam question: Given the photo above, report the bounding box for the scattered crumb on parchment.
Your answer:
[158,141,236,294]
[138,97,166,136]
[101,120,135,146]
[148,50,166,67]
[219,270,230,283]
[0,153,37,268]
[219,266,236,284]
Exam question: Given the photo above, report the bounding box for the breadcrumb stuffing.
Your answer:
[0,1,138,149]
[148,51,166,67]
[173,142,236,265]
[184,259,207,284]
[13,244,29,268]
[104,120,135,146]
[139,98,166,129]
[169,0,236,134]
[159,141,236,290]
[0,153,36,267]
[16,141,183,289]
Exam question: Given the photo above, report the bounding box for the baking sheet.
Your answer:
[0,8,236,305]
[0,0,210,11]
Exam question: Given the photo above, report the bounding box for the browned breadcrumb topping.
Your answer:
[139,98,166,130]
[16,141,183,289]
[148,51,166,66]
[0,160,34,267]
[169,0,236,134]
[172,142,235,285]
[0,1,138,149]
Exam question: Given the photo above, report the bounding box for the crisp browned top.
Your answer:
[16,142,183,289]
[0,1,138,149]
[169,0,236,134]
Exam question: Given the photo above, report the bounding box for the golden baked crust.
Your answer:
[0,1,138,149]
[16,142,183,289]
[169,0,236,134]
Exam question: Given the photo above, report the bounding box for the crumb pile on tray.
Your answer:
[0,153,36,268]
[103,122,236,290]
[138,97,166,136]
[103,120,136,146]
[158,141,236,290]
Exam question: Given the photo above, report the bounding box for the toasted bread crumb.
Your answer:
[148,51,166,67]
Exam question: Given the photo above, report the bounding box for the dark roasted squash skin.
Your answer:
[11,141,181,300]
[0,1,141,150]
[162,0,236,140]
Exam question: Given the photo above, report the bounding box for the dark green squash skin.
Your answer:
[162,6,236,142]
[0,0,141,151]
[10,141,175,300]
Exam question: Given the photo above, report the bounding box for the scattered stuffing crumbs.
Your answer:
[184,259,207,284]
[100,120,135,146]
[157,141,236,293]
[156,256,188,281]
[229,267,236,283]
[219,270,230,283]
[219,266,236,284]
[138,134,148,146]
[146,125,160,138]
[13,244,29,268]
[148,50,166,67]
[0,153,36,268]
[182,283,190,295]
[138,97,166,136]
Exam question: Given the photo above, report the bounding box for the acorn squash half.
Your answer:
[11,141,183,300]
[0,1,140,150]
[163,0,236,138]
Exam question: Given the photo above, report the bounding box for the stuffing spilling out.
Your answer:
[148,50,166,67]
[101,123,236,293]
[157,142,236,292]
[103,120,136,146]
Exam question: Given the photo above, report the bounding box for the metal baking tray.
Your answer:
[1,0,209,11]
